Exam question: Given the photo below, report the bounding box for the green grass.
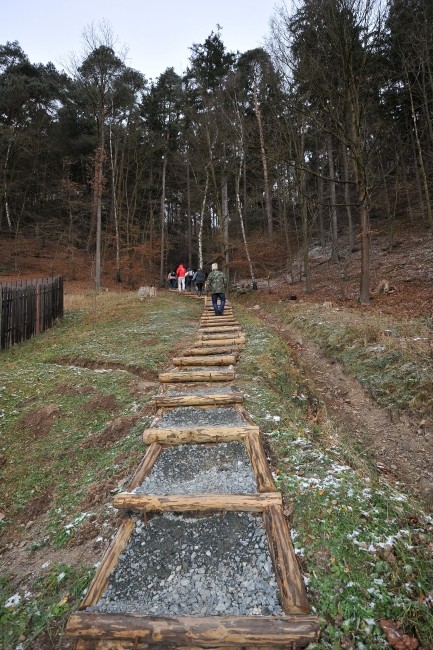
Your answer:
[1,292,433,648]
[0,291,202,649]
[0,564,93,649]
[234,302,433,649]
[235,295,433,419]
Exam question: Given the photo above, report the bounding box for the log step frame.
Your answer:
[172,354,237,367]
[136,428,275,493]
[181,346,240,357]
[67,504,316,620]
[194,337,245,347]
[113,492,282,512]
[143,424,258,445]
[67,611,320,648]
[66,304,319,649]
[154,392,244,408]
[159,369,236,383]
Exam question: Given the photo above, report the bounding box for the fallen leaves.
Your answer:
[380,619,418,649]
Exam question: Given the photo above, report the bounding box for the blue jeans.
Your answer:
[212,292,225,315]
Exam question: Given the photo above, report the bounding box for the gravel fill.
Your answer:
[132,442,257,495]
[157,406,248,428]
[90,512,283,616]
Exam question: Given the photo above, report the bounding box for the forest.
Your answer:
[1,0,432,304]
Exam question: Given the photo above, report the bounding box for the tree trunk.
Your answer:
[327,133,338,262]
[3,139,12,230]
[198,166,209,270]
[95,141,104,289]
[299,124,310,293]
[317,147,325,248]
[186,157,192,267]
[236,157,257,289]
[348,87,370,305]
[253,74,273,237]
[109,119,121,283]
[407,72,433,227]
[342,143,354,251]
[159,152,168,287]
[222,174,230,278]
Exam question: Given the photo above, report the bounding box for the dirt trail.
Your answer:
[253,308,433,510]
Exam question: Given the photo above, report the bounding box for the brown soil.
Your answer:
[81,413,140,449]
[243,228,433,509]
[16,405,61,439]
[252,230,433,321]
[252,304,433,508]
[0,230,432,573]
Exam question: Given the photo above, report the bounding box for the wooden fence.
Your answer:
[0,276,64,350]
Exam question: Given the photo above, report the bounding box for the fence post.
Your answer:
[36,284,41,335]
[0,276,63,350]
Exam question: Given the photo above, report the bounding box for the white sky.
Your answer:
[1,0,280,81]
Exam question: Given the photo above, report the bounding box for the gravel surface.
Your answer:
[132,442,257,495]
[157,407,248,428]
[90,512,283,616]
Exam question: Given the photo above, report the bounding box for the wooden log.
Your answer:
[75,642,297,650]
[126,443,162,491]
[143,425,258,445]
[198,333,243,341]
[199,325,239,331]
[200,316,237,322]
[182,347,240,357]
[66,612,320,646]
[194,337,245,347]
[172,355,237,367]
[199,327,241,334]
[113,492,282,512]
[235,405,258,427]
[79,519,134,609]
[154,393,244,408]
[244,431,277,493]
[199,320,238,326]
[199,332,241,339]
[159,369,235,383]
[263,506,311,615]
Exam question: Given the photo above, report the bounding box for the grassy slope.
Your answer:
[235,302,433,649]
[0,292,202,648]
[0,291,432,649]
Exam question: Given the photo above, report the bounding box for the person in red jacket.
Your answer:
[176,263,186,291]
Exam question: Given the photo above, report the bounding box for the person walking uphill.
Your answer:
[205,263,227,315]
[176,263,186,291]
[193,268,206,296]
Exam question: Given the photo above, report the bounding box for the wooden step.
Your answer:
[143,424,258,445]
[181,346,240,357]
[194,337,245,346]
[172,354,237,366]
[154,392,244,408]
[113,492,283,512]
[68,612,320,648]
[159,369,235,383]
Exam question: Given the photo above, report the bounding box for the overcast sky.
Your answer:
[1,0,280,81]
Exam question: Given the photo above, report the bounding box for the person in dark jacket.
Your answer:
[185,268,194,292]
[193,268,206,296]
[205,263,227,315]
[167,270,177,288]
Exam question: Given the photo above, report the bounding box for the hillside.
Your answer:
[1,229,432,319]
[0,238,432,648]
